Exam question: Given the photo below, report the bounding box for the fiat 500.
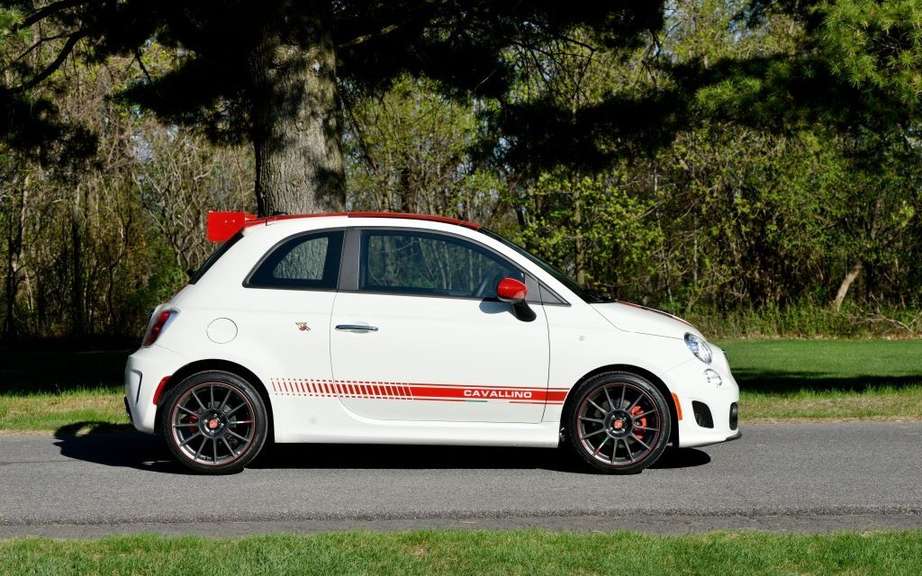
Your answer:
[125,211,739,474]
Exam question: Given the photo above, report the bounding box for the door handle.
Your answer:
[335,324,379,332]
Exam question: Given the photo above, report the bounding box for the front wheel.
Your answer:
[565,371,672,474]
[161,371,268,474]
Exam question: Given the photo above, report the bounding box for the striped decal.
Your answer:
[269,378,567,404]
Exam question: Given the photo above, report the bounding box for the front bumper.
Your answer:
[664,351,741,448]
[124,345,187,434]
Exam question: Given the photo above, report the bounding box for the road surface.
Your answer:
[1,422,921,537]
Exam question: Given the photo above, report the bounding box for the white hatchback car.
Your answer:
[125,211,739,474]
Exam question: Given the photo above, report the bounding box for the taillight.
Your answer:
[144,309,177,347]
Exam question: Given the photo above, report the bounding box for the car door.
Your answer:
[329,227,550,423]
[234,229,343,399]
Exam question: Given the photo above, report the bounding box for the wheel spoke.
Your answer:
[593,436,609,456]
[221,436,237,457]
[619,383,626,408]
[212,438,218,463]
[579,416,605,424]
[218,388,232,411]
[178,405,198,416]
[603,386,614,411]
[631,433,651,451]
[632,409,657,419]
[634,425,659,432]
[587,398,606,414]
[623,438,634,462]
[178,432,202,448]
[172,423,198,428]
[627,392,643,411]
[226,428,250,443]
[610,438,620,464]
[194,436,207,461]
[191,391,206,411]
[225,402,247,417]
[579,428,606,440]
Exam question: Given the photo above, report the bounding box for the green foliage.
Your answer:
[3,1,922,340]
[345,75,499,221]
[505,168,663,292]
[820,0,922,112]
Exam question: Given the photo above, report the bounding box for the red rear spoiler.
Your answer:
[207,211,258,242]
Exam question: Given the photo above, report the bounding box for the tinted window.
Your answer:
[247,230,343,289]
[481,228,610,303]
[360,230,519,298]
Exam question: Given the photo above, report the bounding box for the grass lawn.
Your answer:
[3,530,922,576]
[721,339,922,420]
[1,340,921,432]
[0,387,125,432]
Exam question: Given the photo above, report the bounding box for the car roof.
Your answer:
[207,210,481,242]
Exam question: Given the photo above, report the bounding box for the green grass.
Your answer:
[2,531,922,575]
[1,340,921,431]
[722,339,922,420]
[0,387,125,432]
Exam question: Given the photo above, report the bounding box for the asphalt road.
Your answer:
[1,422,921,537]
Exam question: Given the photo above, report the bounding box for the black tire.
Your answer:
[564,371,672,474]
[160,370,268,474]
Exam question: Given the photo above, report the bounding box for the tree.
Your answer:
[2,1,665,215]
[683,0,922,307]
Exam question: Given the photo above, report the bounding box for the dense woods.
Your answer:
[1,1,921,340]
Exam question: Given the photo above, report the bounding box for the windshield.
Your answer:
[481,229,612,303]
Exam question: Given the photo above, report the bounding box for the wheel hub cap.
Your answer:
[198,410,227,437]
[605,410,633,438]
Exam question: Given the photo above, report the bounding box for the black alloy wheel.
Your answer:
[161,370,268,474]
[565,371,672,474]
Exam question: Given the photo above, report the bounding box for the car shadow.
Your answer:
[53,422,711,474]
[53,422,185,474]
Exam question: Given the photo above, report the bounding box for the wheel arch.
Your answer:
[154,359,275,440]
[560,364,679,446]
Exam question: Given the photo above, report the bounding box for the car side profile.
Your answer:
[125,211,740,474]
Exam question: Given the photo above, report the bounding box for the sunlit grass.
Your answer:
[2,531,922,576]
[0,387,125,432]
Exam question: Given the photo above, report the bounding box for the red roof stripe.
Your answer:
[207,210,481,242]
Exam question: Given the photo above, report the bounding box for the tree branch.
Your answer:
[15,30,88,92]
[14,0,90,30]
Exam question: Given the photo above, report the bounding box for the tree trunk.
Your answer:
[832,261,862,311]
[249,10,345,216]
[3,185,27,339]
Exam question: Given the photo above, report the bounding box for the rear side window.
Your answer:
[360,230,519,298]
[247,230,343,290]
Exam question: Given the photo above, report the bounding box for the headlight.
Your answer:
[684,333,712,364]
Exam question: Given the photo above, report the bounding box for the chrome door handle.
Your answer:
[335,324,379,332]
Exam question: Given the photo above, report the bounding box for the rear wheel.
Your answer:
[161,370,268,474]
[565,371,672,474]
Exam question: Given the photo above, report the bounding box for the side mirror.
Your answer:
[496,277,527,304]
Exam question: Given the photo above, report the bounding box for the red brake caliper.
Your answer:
[630,405,647,440]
